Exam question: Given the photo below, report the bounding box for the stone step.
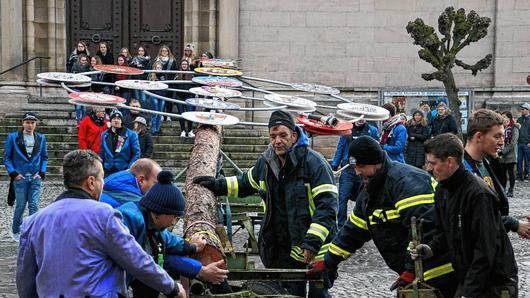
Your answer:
[28,96,70,104]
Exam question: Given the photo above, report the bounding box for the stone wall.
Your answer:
[238,0,530,90]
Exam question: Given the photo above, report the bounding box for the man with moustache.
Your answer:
[310,136,456,297]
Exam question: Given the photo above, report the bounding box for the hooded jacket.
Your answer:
[331,123,379,168]
[78,114,109,154]
[99,170,143,208]
[220,127,338,267]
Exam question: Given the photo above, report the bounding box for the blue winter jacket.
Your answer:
[100,170,143,207]
[100,128,140,172]
[117,202,202,280]
[331,124,379,168]
[383,124,407,163]
[3,131,48,179]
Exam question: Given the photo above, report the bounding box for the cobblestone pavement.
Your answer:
[0,180,529,297]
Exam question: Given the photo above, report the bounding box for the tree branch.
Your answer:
[455,54,492,76]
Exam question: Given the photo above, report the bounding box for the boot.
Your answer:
[506,188,514,198]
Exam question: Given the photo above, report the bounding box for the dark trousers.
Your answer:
[499,162,516,190]
[338,166,362,227]
[130,279,159,298]
[454,278,518,298]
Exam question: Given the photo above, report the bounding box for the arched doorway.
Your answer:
[66,0,184,60]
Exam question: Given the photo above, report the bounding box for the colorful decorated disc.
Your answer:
[192,76,243,87]
[263,100,316,113]
[36,78,92,88]
[264,93,317,109]
[69,92,126,105]
[94,64,144,75]
[337,102,390,118]
[185,98,241,110]
[194,67,242,76]
[189,86,242,98]
[181,111,239,126]
[37,72,92,84]
[297,116,353,136]
[290,83,340,95]
[115,80,168,90]
[200,58,238,69]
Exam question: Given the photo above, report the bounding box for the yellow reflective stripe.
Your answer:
[226,176,239,198]
[314,243,331,261]
[311,184,338,198]
[349,211,368,230]
[423,263,454,281]
[259,180,266,191]
[307,223,329,242]
[306,183,316,216]
[329,243,352,259]
[370,209,400,223]
[430,177,438,191]
[260,200,266,212]
[247,167,259,190]
[395,194,434,213]
[290,246,305,262]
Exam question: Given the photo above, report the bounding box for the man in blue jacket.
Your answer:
[331,118,378,226]
[381,103,407,163]
[118,170,228,297]
[100,109,140,176]
[3,112,48,242]
[16,150,184,298]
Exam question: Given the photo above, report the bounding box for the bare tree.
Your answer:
[406,7,492,129]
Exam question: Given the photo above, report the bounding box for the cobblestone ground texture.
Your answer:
[0,181,529,297]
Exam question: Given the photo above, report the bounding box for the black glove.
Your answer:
[192,176,227,195]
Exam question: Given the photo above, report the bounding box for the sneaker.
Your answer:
[180,131,186,137]
[188,131,195,138]
[506,188,513,198]
[11,233,20,243]
[167,117,172,122]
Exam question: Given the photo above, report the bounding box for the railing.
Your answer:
[0,56,51,77]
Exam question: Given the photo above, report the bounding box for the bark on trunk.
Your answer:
[443,71,463,138]
[183,124,225,265]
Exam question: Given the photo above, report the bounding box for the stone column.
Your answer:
[217,0,239,59]
[1,0,25,81]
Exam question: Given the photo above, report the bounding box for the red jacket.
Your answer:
[78,115,109,154]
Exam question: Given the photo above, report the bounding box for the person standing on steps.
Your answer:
[3,112,48,242]
[498,111,519,198]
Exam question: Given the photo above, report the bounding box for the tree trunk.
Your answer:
[183,125,225,265]
[443,70,463,138]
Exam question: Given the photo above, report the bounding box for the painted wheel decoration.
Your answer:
[297,115,353,136]
[200,59,238,69]
[37,72,92,84]
[181,111,240,126]
[290,83,340,95]
[68,92,126,107]
[185,98,241,110]
[192,76,243,87]
[94,64,144,75]
[189,86,242,98]
[115,80,168,91]
[36,79,92,88]
[194,67,242,76]
[263,93,317,112]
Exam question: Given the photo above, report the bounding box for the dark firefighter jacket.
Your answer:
[428,165,518,297]
[222,127,338,267]
[324,156,454,283]
[463,151,519,233]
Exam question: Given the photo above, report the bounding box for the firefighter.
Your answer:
[413,133,518,297]
[193,110,338,297]
[309,136,457,297]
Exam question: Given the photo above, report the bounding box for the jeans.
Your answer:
[12,174,42,234]
[75,105,86,125]
[338,166,362,227]
[517,143,530,178]
[133,89,148,108]
[150,96,165,134]
[176,102,195,133]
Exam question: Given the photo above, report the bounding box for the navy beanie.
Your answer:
[268,110,296,132]
[139,171,186,216]
[109,109,123,120]
[348,136,384,165]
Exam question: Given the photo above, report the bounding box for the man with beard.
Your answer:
[100,109,140,176]
[123,99,149,130]
[193,110,338,297]
[462,109,530,239]
[309,136,457,297]
[413,133,518,297]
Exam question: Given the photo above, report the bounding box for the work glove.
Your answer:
[306,260,328,276]
[192,176,227,195]
[410,244,433,260]
[389,271,415,291]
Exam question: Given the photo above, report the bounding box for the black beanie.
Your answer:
[268,110,296,131]
[348,136,384,165]
[139,171,186,216]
